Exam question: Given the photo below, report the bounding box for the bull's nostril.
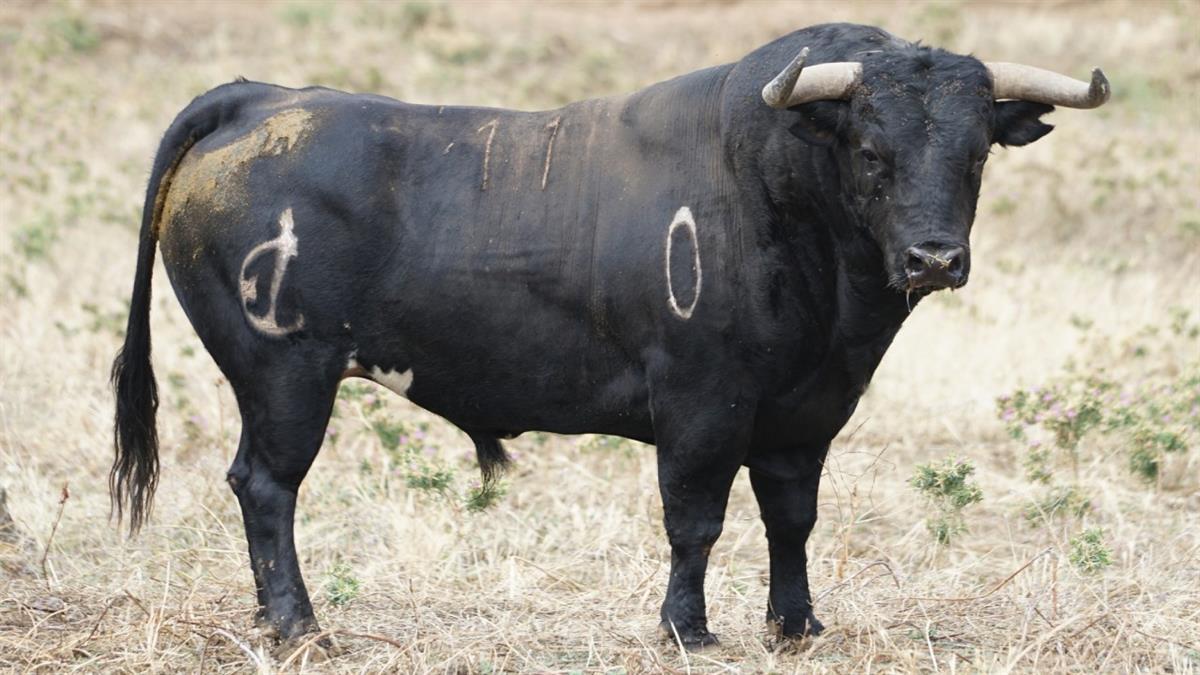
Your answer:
[947,255,962,275]
[906,251,928,274]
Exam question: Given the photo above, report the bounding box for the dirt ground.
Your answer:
[1,1,1197,672]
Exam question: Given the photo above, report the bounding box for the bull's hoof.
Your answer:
[253,612,278,638]
[806,612,825,636]
[767,609,824,640]
[658,620,720,651]
[273,632,339,664]
[253,608,322,644]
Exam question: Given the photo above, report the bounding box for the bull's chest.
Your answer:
[752,336,892,452]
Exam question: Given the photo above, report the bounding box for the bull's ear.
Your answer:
[788,101,847,147]
[993,101,1055,147]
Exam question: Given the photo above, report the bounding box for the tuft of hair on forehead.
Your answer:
[911,43,938,70]
[858,42,992,105]
[848,42,994,148]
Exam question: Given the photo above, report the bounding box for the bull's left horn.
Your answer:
[762,48,862,109]
[987,63,1111,109]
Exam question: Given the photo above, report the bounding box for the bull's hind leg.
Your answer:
[226,348,342,641]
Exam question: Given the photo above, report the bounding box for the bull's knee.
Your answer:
[665,518,724,553]
[764,507,817,538]
[226,465,250,496]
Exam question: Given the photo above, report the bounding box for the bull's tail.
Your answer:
[111,82,252,534]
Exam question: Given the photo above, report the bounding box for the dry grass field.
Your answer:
[1,1,1198,672]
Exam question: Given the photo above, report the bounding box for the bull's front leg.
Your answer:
[652,398,752,649]
[749,450,827,639]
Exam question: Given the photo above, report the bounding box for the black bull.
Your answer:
[111,23,1107,645]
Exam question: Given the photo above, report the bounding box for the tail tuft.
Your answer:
[470,435,510,488]
[110,330,159,535]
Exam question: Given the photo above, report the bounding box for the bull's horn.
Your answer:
[762,48,863,109]
[987,63,1111,109]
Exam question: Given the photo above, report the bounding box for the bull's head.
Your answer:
[762,47,1109,294]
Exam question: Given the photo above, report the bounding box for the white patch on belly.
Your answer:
[370,367,414,398]
[665,206,702,320]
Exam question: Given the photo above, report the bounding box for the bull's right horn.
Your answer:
[762,47,863,109]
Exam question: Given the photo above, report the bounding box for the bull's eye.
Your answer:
[861,148,881,164]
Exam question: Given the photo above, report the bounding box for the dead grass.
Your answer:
[1,1,1198,672]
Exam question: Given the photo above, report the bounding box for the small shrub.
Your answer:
[399,1,437,32]
[990,195,1017,216]
[465,481,506,513]
[1068,528,1113,573]
[438,42,490,66]
[910,457,983,545]
[1023,485,1091,524]
[339,382,504,510]
[4,271,28,298]
[406,464,455,493]
[81,302,125,337]
[997,363,1197,486]
[997,384,1103,478]
[48,15,100,53]
[1068,314,1094,330]
[13,214,58,261]
[342,384,386,414]
[183,414,208,444]
[279,2,333,28]
[1128,425,1189,483]
[337,381,371,401]
[371,418,409,453]
[324,563,361,606]
[1022,442,1053,484]
[1168,307,1198,338]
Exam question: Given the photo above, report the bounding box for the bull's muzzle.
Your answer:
[904,244,968,290]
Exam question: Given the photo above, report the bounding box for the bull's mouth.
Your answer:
[887,271,971,293]
[887,273,967,312]
[900,269,970,292]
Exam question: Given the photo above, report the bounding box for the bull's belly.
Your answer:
[350,337,656,443]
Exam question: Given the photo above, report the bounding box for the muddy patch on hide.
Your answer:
[161,108,316,240]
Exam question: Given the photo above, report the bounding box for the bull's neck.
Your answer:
[823,199,915,348]
[747,138,914,393]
